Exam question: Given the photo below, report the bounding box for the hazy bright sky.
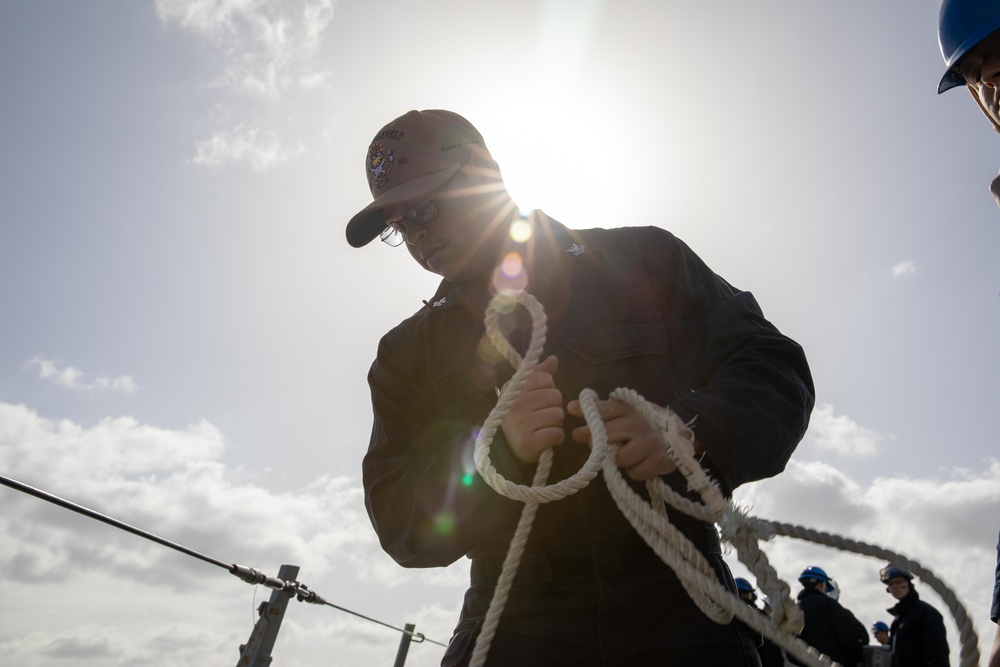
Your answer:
[1,1,998,666]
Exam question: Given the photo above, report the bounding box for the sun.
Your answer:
[470,86,647,230]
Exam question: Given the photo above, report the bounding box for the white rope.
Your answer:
[469,290,981,667]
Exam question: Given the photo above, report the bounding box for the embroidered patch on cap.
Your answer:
[367,142,394,190]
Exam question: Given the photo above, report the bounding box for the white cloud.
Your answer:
[732,458,1000,664]
[4,399,994,666]
[0,401,463,666]
[2,619,241,667]
[154,0,335,98]
[92,376,139,392]
[298,70,330,89]
[190,124,305,170]
[154,0,334,171]
[0,402,372,585]
[27,356,137,394]
[798,402,892,458]
[891,260,917,278]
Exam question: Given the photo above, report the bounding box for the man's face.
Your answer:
[384,168,511,285]
[886,576,910,600]
[959,28,1000,132]
[875,629,890,645]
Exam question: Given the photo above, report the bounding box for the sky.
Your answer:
[0,0,998,665]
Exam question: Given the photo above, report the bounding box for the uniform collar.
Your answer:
[420,210,591,311]
[887,588,919,617]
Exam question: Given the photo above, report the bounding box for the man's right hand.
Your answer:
[500,355,564,464]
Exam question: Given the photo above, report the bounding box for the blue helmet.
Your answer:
[938,0,1000,93]
[879,564,914,584]
[872,621,890,633]
[734,577,755,593]
[798,566,831,585]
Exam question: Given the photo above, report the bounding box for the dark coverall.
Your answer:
[887,588,950,667]
[362,215,815,666]
[789,587,868,666]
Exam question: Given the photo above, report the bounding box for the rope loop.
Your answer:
[468,290,980,667]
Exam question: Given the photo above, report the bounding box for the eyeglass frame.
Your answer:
[379,199,439,247]
[378,172,463,247]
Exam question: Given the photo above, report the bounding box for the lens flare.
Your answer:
[502,252,523,278]
[510,218,532,243]
[490,290,518,314]
[492,257,527,292]
[478,335,503,363]
[434,511,456,535]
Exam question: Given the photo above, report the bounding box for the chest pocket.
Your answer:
[427,357,497,423]
[561,312,668,364]
[419,307,499,423]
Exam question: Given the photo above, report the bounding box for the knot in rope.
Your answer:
[466,290,978,667]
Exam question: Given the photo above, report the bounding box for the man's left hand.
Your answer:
[566,398,685,481]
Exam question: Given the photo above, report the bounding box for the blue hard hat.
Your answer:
[798,565,831,585]
[879,564,914,584]
[872,621,890,633]
[938,0,1000,93]
[734,577,755,593]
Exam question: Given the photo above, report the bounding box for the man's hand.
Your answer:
[567,398,689,481]
[500,355,564,464]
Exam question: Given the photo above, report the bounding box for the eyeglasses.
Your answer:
[379,169,465,247]
[379,200,438,247]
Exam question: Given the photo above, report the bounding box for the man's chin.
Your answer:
[991,170,1000,209]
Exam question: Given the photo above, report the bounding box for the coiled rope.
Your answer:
[470,290,981,667]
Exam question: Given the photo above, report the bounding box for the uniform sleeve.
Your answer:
[992,530,1000,623]
[832,608,869,664]
[921,605,951,667]
[643,229,815,492]
[361,325,529,568]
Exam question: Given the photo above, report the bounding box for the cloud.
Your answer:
[190,123,305,170]
[1,398,996,664]
[154,0,334,171]
[2,622,235,667]
[732,458,1000,663]
[27,356,137,394]
[154,0,335,98]
[0,402,374,587]
[891,260,917,278]
[797,403,892,458]
[0,400,462,666]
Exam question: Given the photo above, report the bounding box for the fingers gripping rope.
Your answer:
[470,291,981,667]
[470,290,842,667]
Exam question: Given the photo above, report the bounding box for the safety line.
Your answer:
[0,473,448,649]
[322,601,448,647]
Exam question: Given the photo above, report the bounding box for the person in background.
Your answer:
[826,578,840,601]
[826,576,871,658]
[347,108,815,666]
[937,2,1000,660]
[735,577,759,607]
[937,0,1000,207]
[871,621,890,646]
[989,530,999,667]
[734,578,786,667]
[880,564,949,667]
[789,566,867,667]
